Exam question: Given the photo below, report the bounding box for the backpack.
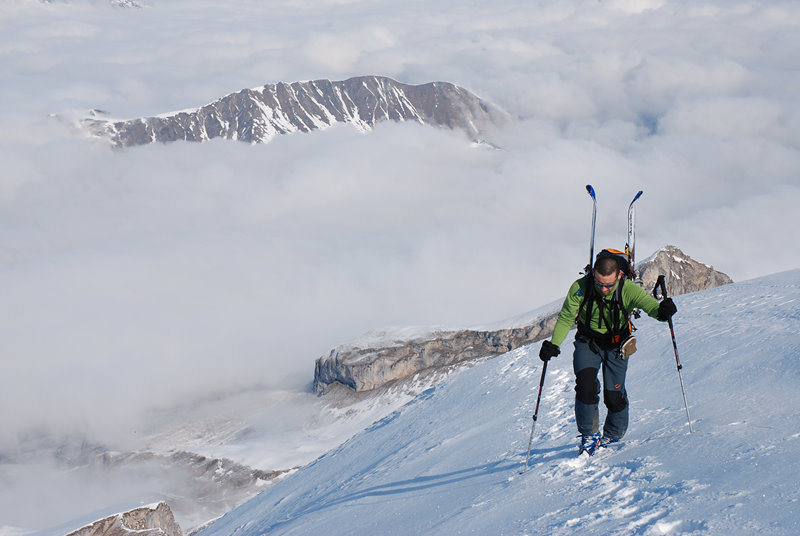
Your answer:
[576,248,635,349]
[594,248,635,279]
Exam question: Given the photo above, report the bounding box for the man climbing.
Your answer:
[538,249,677,455]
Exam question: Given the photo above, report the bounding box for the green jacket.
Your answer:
[550,276,662,348]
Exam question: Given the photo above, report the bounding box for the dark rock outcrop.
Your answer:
[65,502,182,536]
[314,315,558,394]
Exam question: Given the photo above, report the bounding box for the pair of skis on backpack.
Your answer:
[585,185,643,281]
[586,186,644,359]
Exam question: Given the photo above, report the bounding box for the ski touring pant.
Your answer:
[572,336,630,440]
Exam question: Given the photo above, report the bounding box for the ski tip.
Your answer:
[586,184,596,198]
[632,190,643,202]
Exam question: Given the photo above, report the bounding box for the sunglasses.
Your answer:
[594,281,616,289]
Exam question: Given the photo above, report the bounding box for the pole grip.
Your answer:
[653,274,669,300]
[533,360,548,417]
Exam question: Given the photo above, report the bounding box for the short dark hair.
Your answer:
[594,256,620,276]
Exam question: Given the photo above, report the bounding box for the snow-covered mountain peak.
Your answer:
[79,76,508,148]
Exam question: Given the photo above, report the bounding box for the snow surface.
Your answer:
[200,270,800,535]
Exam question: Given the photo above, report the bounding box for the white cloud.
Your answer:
[302,26,401,74]
[659,97,796,143]
[601,0,667,14]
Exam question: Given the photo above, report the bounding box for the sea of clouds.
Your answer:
[0,0,798,489]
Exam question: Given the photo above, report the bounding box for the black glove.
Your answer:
[657,298,677,321]
[539,340,560,362]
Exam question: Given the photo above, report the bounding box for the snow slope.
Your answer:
[200,270,800,535]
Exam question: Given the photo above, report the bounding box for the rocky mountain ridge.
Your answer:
[636,245,733,295]
[64,502,182,536]
[314,246,733,394]
[91,449,292,521]
[81,76,508,148]
[36,446,294,536]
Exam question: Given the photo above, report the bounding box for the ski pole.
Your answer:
[522,360,548,472]
[653,275,693,433]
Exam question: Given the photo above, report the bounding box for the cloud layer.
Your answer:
[1,0,799,465]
